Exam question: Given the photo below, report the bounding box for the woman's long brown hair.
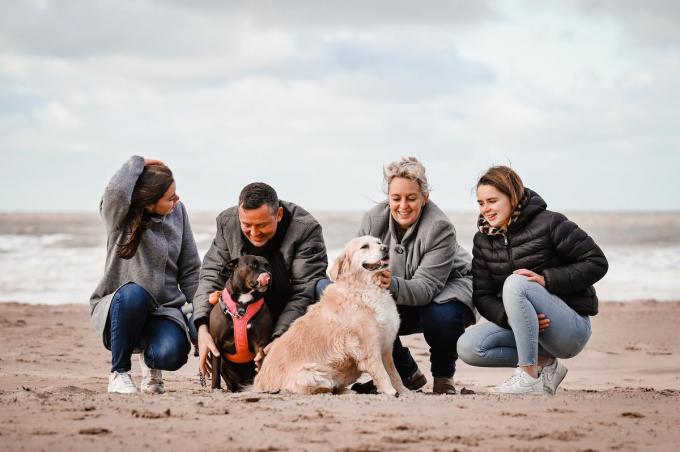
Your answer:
[116,163,174,259]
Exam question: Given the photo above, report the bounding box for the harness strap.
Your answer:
[218,289,265,363]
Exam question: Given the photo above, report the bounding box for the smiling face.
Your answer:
[476,184,513,229]
[146,182,179,216]
[330,236,389,280]
[388,177,428,231]
[239,204,283,247]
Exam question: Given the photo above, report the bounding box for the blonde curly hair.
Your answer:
[383,157,430,196]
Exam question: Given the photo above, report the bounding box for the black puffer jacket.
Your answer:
[472,188,608,328]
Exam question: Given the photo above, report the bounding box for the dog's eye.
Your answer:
[360,244,369,249]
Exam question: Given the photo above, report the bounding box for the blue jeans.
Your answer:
[315,277,474,379]
[457,274,591,367]
[394,301,475,378]
[108,283,190,373]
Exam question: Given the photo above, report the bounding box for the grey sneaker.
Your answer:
[541,359,568,395]
[139,354,165,394]
[108,371,138,394]
[492,368,546,395]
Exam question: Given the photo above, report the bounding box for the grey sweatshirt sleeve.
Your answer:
[272,222,328,338]
[99,155,145,233]
[177,203,201,304]
[193,216,233,325]
[392,220,457,306]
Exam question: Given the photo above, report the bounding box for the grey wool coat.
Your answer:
[193,201,328,339]
[89,156,201,347]
[358,201,476,318]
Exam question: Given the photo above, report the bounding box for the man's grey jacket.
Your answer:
[193,201,328,338]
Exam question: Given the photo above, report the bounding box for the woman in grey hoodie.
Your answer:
[90,156,201,394]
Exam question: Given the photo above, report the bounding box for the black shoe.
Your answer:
[351,368,426,394]
[351,380,378,394]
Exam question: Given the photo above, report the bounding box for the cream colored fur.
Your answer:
[254,236,409,396]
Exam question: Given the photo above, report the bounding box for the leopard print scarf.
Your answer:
[478,194,527,236]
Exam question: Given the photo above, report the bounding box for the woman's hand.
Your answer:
[377,269,392,289]
[144,158,164,166]
[197,324,220,377]
[538,313,550,332]
[513,269,546,287]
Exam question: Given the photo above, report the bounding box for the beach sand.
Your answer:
[1,301,679,451]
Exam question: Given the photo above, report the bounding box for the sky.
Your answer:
[1,0,678,212]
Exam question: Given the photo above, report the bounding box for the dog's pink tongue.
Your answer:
[257,273,271,287]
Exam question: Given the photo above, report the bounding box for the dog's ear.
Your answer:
[329,251,348,280]
[224,257,240,278]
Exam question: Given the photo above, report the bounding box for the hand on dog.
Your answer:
[377,269,392,290]
[513,268,546,287]
[254,340,275,372]
[144,158,164,166]
[198,325,220,377]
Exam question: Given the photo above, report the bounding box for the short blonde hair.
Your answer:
[383,157,431,196]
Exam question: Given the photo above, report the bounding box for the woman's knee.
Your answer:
[456,330,481,364]
[502,274,531,301]
[115,283,153,311]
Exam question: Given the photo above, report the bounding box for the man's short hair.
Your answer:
[239,182,279,213]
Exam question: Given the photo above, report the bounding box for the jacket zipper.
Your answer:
[503,233,515,270]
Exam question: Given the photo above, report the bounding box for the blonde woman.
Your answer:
[345,157,476,394]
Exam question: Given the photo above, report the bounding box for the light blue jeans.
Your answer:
[457,274,591,367]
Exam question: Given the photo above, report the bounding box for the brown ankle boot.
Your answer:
[403,369,427,391]
[433,377,456,394]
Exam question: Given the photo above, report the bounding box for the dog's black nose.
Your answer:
[380,245,388,253]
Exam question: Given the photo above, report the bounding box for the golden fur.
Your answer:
[254,236,409,395]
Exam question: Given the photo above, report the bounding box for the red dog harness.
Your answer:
[211,289,265,363]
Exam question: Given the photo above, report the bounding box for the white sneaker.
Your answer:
[492,368,546,395]
[108,371,138,394]
[139,354,165,394]
[541,359,568,395]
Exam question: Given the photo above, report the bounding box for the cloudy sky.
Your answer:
[1,0,678,212]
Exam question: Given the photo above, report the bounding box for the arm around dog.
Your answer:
[272,220,328,339]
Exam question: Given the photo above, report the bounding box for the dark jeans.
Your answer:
[108,283,190,373]
[394,301,475,379]
[315,278,474,379]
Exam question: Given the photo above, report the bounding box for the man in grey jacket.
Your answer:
[193,182,328,377]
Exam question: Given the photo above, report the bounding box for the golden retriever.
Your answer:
[253,236,409,396]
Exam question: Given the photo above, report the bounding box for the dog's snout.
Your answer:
[380,244,388,253]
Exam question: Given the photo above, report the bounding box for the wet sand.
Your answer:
[1,300,679,451]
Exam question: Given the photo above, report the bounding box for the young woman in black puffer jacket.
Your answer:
[457,166,608,395]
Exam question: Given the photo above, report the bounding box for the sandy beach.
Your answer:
[1,300,679,451]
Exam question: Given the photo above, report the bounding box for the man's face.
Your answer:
[238,204,283,247]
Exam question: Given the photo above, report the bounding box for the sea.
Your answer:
[1,211,679,304]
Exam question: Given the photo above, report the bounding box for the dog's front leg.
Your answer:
[382,349,410,396]
[210,352,222,391]
[359,348,397,396]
